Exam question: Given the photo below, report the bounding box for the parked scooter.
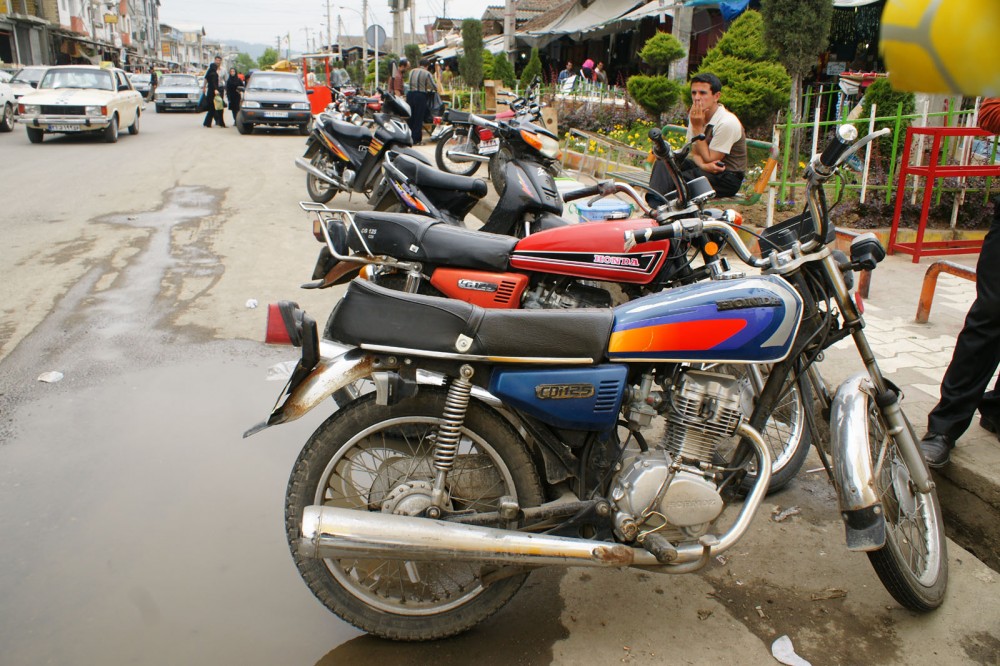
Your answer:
[296,89,430,204]
[249,125,946,642]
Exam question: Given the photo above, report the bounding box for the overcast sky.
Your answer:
[158,0,503,50]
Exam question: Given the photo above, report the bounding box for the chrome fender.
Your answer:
[829,372,886,551]
[244,341,504,437]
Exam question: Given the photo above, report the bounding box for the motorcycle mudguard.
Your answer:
[828,372,886,551]
[303,134,319,158]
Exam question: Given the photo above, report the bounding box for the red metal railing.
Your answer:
[915,260,977,324]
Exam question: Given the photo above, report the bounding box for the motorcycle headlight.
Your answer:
[291,102,310,110]
[242,101,261,109]
[21,104,40,115]
[85,106,104,117]
[520,129,561,159]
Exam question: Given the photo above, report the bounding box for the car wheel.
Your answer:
[237,120,253,135]
[103,115,119,143]
[128,110,140,135]
[0,103,14,132]
[26,126,44,143]
[155,104,162,113]
[298,121,311,136]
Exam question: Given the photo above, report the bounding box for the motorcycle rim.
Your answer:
[435,127,481,176]
[307,152,339,203]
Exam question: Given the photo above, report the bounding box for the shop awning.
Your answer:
[523,0,646,47]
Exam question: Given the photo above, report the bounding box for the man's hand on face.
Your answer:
[689,97,708,130]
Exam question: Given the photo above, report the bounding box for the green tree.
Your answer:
[638,32,685,76]
[365,52,398,88]
[482,50,495,80]
[234,52,256,72]
[404,43,422,64]
[257,47,279,70]
[627,75,682,119]
[761,0,834,123]
[519,47,542,88]
[691,10,791,131]
[493,52,516,88]
[459,19,484,89]
[861,77,916,155]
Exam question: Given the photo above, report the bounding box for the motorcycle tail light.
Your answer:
[478,128,494,141]
[368,102,381,111]
[433,116,442,125]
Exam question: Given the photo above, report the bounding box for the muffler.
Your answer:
[295,157,344,187]
[446,150,491,163]
[298,422,772,571]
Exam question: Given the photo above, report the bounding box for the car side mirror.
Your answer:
[29,81,38,88]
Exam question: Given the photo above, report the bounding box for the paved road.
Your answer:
[1,108,998,665]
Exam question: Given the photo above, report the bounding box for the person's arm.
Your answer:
[980,98,1000,134]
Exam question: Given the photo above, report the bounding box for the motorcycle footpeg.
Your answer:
[639,532,678,564]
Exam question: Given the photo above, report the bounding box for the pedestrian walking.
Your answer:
[225,67,244,125]
[405,58,436,145]
[919,99,1000,467]
[202,61,221,127]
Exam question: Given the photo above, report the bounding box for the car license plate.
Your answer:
[48,125,80,132]
[479,138,500,155]
[264,111,288,118]
[169,102,185,106]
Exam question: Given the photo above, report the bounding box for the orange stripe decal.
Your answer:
[609,319,747,353]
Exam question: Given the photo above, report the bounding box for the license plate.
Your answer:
[479,138,500,155]
[169,102,185,106]
[48,125,80,132]
[264,111,288,118]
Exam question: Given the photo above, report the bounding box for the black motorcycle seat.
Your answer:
[329,278,613,362]
[351,212,516,272]
[322,115,370,140]
[444,110,498,123]
[392,154,488,198]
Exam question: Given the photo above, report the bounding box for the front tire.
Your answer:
[488,145,513,195]
[435,126,481,176]
[103,115,118,143]
[298,121,311,136]
[306,151,339,204]
[237,120,253,134]
[866,404,948,610]
[155,104,163,113]
[285,389,544,641]
[0,103,14,132]
[26,126,43,143]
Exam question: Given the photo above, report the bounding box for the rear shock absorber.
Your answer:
[428,364,474,517]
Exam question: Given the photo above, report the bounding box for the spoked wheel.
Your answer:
[285,389,543,640]
[306,151,340,204]
[435,126,481,176]
[714,364,812,493]
[865,401,947,610]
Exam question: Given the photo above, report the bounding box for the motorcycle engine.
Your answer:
[522,280,613,309]
[661,369,745,465]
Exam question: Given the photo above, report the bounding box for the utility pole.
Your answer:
[326,0,332,52]
[362,0,369,81]
[302,26,311,54]
[410,0,417,49]
[670,2,693,81]
[503,0,515,64]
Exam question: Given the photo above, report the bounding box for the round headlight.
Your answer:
[242,101,261,109]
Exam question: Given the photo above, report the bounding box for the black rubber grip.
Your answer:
[629,224,678,245]
[819,133,853,168]
[648,127,669,158]
[561,185,601,202]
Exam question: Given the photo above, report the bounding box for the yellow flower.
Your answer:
[799,161,806,168]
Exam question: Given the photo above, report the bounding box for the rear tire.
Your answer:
[435,126,481,176]
[285,389,544,640]
[866,405,948,611]
[306,151,339,204]
[128,111,140,135]
[0,103,14,132]
[26,127,43,143]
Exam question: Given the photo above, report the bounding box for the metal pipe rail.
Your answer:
[915,260,977,324]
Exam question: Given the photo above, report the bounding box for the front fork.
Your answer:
[820,253,934,495]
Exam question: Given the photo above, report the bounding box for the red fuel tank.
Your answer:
[509,219,670,285]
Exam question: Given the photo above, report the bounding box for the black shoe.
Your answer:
[919,432,955,468]
[980,413,1000,440]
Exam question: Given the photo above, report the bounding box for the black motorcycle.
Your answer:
[296,89,430,204]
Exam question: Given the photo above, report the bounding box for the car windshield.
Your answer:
[161,75,197,87]
[12,67,47,85]
[247,74,304,93]
[39,69,114,91]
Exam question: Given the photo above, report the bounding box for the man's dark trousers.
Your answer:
[928,202,1000,439]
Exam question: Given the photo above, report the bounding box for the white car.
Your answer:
[0,82,14,132]
[17,65,143,144]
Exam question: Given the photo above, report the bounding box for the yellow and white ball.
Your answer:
[880,0,1000,96]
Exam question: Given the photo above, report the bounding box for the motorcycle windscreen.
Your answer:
[607,275,803,363]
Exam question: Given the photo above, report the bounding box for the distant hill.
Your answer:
[220,40,273,59]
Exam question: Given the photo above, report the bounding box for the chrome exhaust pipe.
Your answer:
[446,150,492,163]
[295,157,344,187]
[298,422,771,571]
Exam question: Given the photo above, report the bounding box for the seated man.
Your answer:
[649,72,747,199]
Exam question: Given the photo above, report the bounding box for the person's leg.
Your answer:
[203,107,214,127]
[217,109,226,127]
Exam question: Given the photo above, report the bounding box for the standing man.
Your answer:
[649,72,747,199]
[557,61,574,84]
[389,57,409,96]
[920,99,1000,467]
[405,58,436,145]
